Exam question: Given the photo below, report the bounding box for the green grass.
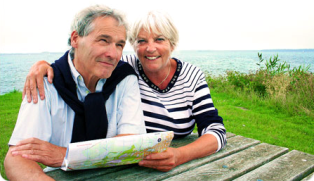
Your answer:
[201,53,314,156]
[0,91,22,180]
[210,89,314,155]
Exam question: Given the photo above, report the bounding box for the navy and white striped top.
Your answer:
[122,55,226,151]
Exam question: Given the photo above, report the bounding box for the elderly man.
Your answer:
[4,5,146,181]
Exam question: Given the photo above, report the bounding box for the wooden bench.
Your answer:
[46,132,314,181]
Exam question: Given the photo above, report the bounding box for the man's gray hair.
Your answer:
[68,5,128,58]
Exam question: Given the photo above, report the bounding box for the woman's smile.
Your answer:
[145,56,161,60]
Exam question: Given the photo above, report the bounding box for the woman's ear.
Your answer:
[171,44,175,52]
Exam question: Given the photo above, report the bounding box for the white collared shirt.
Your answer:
[9,53,146,147]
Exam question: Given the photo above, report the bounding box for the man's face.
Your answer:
[72,16,126,80]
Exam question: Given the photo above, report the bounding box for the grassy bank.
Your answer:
[210,89,313,154]
[0,53,313,179]
[0,91,22,180]
[206,53,313,154]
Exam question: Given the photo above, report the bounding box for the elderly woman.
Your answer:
[23,11,226,171]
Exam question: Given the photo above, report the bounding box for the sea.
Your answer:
[1,49,314,95]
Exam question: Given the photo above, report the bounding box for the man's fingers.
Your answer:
[22,153,40,161]
[16,137,42,146]
[21,151,48,163]
[12,144,39,153]
[12,148,40,156]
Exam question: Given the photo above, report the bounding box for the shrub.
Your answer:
[207,53,314,118]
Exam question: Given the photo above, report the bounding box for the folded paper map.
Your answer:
[61,131,174,171]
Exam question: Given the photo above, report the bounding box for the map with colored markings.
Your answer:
[61,131,174,171]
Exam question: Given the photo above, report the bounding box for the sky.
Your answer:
[1,0,314,53]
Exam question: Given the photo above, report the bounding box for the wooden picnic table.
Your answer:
[46,132,314,181]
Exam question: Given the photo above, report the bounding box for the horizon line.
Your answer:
[1,48,314,54]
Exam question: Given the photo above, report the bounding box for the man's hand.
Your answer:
[138,147,181,172]
[22,60,53,103]
[11,138,66,167]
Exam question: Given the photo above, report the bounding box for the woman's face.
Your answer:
[134,28,173,74]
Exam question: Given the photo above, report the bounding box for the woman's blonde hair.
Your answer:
[129,11,179,50]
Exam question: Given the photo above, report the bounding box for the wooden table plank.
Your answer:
[169,132,235,148]
[164,143,288,181]
[47,132,237,181]
[226,132,236,138]
[234,150,314,181]
[45,133,314,181]
[80,135,260,181]
[46,165,133,181]
[301,172,314,181]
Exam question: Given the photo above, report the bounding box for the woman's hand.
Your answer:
[139,134,219,172]
[22,60,53,103]
[138,147,181,172]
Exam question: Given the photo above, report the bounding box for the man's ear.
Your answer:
[71,31,79,48]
